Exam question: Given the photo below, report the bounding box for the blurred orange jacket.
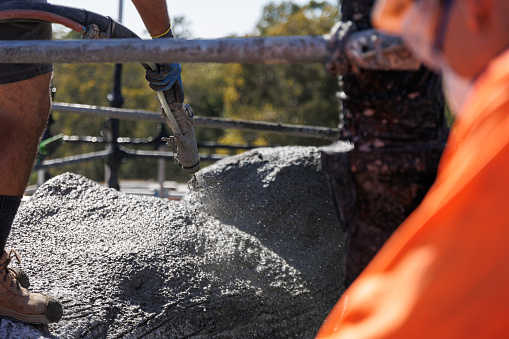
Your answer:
[316,48,509,339]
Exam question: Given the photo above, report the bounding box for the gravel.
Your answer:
[5,146,345,338]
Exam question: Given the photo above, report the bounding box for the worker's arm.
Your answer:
[130,0,181,96]
[130,0,171,37]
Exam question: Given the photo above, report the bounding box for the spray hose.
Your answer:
[0,1,200,174]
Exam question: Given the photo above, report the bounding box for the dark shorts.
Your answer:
[0,20,53,84]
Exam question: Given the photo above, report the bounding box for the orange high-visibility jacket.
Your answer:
[317,49,509,339]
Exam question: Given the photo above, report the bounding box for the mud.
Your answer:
[5,146,344,338]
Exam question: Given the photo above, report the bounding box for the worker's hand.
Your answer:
[144,62,182,93]
[144,26,185,104]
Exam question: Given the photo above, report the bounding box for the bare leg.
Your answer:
[0,72,52,196]
[0,72,62,324]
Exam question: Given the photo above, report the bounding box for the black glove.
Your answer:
[143,27,185,104]
[144,63,185,104]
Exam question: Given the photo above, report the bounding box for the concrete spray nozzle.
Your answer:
[159,102,200,174]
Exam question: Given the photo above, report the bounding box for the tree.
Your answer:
[219,1,341,147]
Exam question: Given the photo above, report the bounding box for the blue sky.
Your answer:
[50,0,319,38]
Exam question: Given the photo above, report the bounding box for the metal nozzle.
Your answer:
[161,104,200,174]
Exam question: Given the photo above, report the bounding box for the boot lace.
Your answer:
[0,249,22,292]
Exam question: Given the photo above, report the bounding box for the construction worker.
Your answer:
[317,0,509,337]
[0,0,181,324]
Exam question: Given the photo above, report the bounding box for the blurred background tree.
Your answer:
[219,1,340,147]
[35,1,340,185]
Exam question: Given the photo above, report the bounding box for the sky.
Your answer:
[50,0,318,39]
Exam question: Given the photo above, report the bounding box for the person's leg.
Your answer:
[0,19,62,324]
[0,72,62,324]
[0,73,52,251]
[0,72,52,196]
[0,19,54,252]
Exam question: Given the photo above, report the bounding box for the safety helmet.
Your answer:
[372,0,414,34]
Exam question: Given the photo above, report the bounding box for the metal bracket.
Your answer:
[81,17,116,40]
[346,29,421,72]
[162,136,179,165]
[327,22,422,75]
[326,21,355,75]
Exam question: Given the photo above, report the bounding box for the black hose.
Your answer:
[0,1,140,39]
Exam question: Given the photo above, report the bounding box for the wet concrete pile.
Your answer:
[6,146,345,338]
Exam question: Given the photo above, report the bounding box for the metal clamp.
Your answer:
[81,17,116,40]
[162,136,179,165]
[327,22,421,75]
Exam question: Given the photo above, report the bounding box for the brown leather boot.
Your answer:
[0,250,62,324]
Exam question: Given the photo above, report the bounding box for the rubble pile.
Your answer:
[7,146,344,338]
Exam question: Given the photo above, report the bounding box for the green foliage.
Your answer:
[256,1,338,36]
[220,1,340,146]
[37,1,340,185]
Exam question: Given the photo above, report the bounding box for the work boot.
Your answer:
[0,249,62,324]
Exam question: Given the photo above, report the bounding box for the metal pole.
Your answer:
[34,150,111,170]
[0,36,329,64]
[52,103,341,141]
[0,33,420,70]
[103,116,121,190]
[157,145,166,197]
[104,65,125,190]
[104,0,125,190]
[117,0,123,24]
[37,169,45,186]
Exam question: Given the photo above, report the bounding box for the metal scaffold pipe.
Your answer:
[0,36,329,64]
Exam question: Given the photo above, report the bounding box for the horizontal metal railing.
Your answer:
[52,103,341,141]
[36,149,227,170]
[0,36,329,64]
[58,135,257,150]
[36,102,339,173]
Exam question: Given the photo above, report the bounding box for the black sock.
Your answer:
[0,195,22,254]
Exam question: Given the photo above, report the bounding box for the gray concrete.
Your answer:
[7,146,344,338]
